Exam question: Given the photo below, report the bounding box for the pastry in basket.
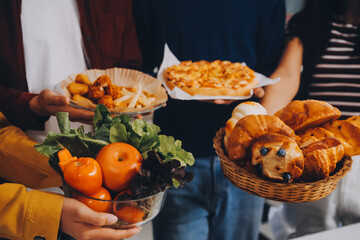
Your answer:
[323,118,360,157]
[227,115,295,165]
[345,115,360,127]
[301,137,344,181]
[165,60,258,96]
[296,127,335,148]
[274,100,341,132]
[224,101,267,150]
[251,133,304,182]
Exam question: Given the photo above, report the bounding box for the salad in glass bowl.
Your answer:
[35,104,194,228]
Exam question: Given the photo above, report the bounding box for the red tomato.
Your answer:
[57,148,77,172]
[113,192,145,224]
[75,187,112,213]
[96,143,143,192]
[113,205,145,224]
[63,157,103,196]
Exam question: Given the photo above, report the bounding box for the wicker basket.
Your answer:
[213,128,353,203]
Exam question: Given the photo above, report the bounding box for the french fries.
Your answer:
[67,74,156,109]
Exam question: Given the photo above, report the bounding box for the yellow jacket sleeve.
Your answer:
[0,113,61,189]
[0,183,64,240]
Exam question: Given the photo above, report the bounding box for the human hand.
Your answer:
[29,89,94,123]
[253,87,265,98]
[61,197,141,240]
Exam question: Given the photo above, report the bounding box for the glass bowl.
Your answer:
[109,191,165,229]
[63,183,166,229]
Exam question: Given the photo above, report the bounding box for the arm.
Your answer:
[0,86,46,130]
[0,87,94,130]
[0,183,64,240]
[261,37,303,115]
[29,89,94,124]
[0,184,141,240]
[0,115,61,189]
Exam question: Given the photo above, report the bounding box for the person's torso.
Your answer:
[21,0,87,93]
[21,0,90,142]
[134,0,285,157]
[308,18,360,118]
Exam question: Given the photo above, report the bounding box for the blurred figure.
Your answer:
[133,0,286,239]
[0,0,142,141]
[261,0,360,238]
[0,1,143,239]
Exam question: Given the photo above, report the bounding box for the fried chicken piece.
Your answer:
[98,95,115,109]
[87,86,105,102]
[105,84,123,100]
[93,75,112,87]
[67,82,89,96]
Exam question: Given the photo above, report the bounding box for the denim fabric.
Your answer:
[153,156,265,240]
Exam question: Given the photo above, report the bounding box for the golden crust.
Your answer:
[98,95,115,109]
[165,60,257,96]
[93,75,112,87]
[87,86,105,102]
[227,115,295,165]
[106,85,123,100]
[274,100,341,132]
[75,73,92,86]
[323,119,360,157]
[251,133,304,182]
[67,82,89,96]
[224,101,267,151]
[72,94,94,108]
[345,115,360,128]
[301,137,344,181]
[296,127,335,148]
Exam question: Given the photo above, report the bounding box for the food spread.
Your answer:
[165,60,257,96]
[34,104,195,227]
[224,100,359,183]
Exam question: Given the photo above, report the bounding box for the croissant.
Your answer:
[323,118,360,157]
[224,101,267,150]
[296,127,335,148]
[227,115,295,165]
[301,137,344,181]
[346,115,360,128]
[251,133,304,182]
[274,100,341,132]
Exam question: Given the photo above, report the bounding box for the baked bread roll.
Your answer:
[274,100,341,132]
[301,137,344,181]
[296,127,335,148]
[224,101,267,150]
[323,119,360,157]
[346,115,360,128]
[227,115,295,165]
[251,133,304,182]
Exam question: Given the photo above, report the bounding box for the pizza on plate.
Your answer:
[165,60,257,96]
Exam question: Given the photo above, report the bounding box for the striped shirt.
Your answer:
[308,19,360,118]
